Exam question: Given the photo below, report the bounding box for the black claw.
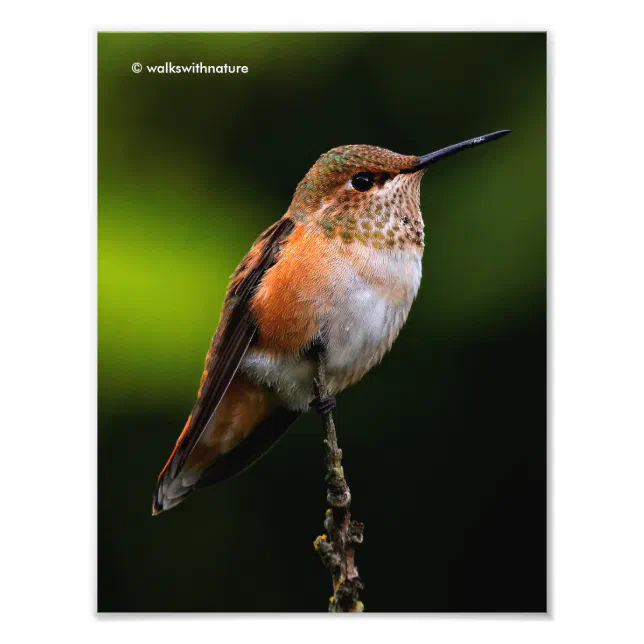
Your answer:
[311,395,336,416]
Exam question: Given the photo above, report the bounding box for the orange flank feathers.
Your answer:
[250,226,330,355]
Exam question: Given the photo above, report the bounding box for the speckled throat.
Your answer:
[287,145,425,250]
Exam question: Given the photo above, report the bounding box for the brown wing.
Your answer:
[160,216,296,482]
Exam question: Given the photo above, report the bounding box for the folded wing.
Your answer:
[153,217,297,514]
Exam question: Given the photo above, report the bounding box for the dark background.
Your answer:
[98,32,546,612]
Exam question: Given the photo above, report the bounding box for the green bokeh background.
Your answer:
[98,32,546,612]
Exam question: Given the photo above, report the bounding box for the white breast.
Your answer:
[241,247,423,411]
[322,247,422,390]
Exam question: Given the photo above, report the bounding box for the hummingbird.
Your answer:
[152,130,511,515]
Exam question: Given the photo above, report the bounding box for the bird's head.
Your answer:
[287,131,511,250]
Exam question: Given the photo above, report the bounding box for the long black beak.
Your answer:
[400,130,511,173]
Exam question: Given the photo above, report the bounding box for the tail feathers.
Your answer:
[151,407,302,516]
[152,469,200,516]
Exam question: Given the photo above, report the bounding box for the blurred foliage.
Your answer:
[98,32,546,612]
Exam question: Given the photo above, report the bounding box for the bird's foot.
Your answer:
[311,395,336,416]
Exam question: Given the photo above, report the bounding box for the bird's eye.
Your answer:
[351,172,375,192]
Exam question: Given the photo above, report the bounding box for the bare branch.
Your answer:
[313,357,364,613]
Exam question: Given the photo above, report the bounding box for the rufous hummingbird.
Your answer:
[153,130,511,515]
